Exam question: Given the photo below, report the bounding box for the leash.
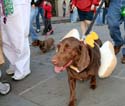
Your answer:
[85,0,106,35]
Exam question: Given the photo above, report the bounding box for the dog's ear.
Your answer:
[39,41,43,49]
[77,44,90,72]
[36,40,41,46]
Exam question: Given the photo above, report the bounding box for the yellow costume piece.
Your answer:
[85,32,99,48]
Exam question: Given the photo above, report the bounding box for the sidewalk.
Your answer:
[51,16,70,24]
[0,21,125,106]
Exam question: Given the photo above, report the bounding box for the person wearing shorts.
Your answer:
[72,0,100,36]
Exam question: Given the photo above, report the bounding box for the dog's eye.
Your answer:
[65,44,69,48]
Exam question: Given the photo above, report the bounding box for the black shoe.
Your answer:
[114,45,122,55]
[121,55,125,64]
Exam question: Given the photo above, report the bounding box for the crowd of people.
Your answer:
[0,0,125,96]
[30,0,53,46]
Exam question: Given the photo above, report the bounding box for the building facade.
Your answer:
[50,0,70,17]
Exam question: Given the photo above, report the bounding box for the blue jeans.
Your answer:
[95,8,103,25]
[102,8,108,24]
[36,7,45,30]
[70,8,78,23]
[30,7,39,41]
[63,8,66,17]
[107,0,125,46]
[107,0,125,55]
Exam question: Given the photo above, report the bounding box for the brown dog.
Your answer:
[35,38,55,53]
[51,37,101,106]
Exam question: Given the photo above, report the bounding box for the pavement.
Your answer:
[0,18,125,106]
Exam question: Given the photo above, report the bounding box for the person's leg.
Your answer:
[48,20,52,30]
[1,3,31,80]
[39,7,45,26]
[121,16,125,63]
[36,7,40,32]
[70,12,73,23]
[107,1,123,54]
[102,8,107,24]
[48,19,53,34]
[81,21,87,35]
[72,8,78,23]
[42,18,48,35]
[63,8,66,17]
[95,8,103,25]
[81,20,91,35]
[30,7,39,41]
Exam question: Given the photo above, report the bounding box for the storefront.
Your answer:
[50,0,70,17]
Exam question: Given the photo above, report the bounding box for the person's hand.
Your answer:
[72,4,75,10]
[91,4,95,11]
[43,1,47,5]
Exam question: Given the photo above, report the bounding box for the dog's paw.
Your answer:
[68,100,76,106]
[90,84,96,90]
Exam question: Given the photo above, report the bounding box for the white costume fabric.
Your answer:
[1,0,31,80]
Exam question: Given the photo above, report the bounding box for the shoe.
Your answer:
[121,55,125,64]
[6,67,14,75]
[12,72,30,81]
[0,82,11,95]
[46,30,54,35]
[32,40,39,46]
[36,29,40,33]
[50,30,54,35]
[6,68,14,75]
[114,45,122,55]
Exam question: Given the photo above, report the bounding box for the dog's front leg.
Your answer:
[68,76,76,106]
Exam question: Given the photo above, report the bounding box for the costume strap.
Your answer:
[1,0,14,24]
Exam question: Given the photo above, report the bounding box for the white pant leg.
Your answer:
[14,38,30,77]
[1,3,31,78]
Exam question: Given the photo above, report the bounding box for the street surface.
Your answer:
[0,21,125,106]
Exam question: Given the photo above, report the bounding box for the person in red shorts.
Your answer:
[72,0,100,37]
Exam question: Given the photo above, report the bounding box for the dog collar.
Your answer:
[69,65,80,73]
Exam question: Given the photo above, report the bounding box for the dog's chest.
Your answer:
[67,68,92,80]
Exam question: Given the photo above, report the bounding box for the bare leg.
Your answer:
[81,20,91,36]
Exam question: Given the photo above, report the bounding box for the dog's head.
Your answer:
[51,37,90,73]
[39,41,47,53]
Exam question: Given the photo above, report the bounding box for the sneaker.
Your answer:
[12,72,30,81]
[121,55,125,64]
[114,45,122,55]
[36,29,40,33]
[0,82,11,95]
[6,66,14,75]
